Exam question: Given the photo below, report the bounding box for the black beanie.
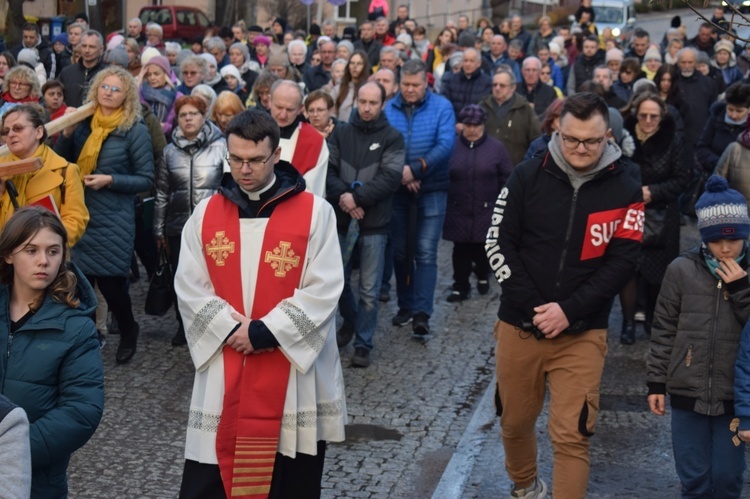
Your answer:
[671,16,681,28]
[310,24,321,36]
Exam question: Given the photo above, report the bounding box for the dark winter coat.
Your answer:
[696,101,746,174]
[440,69,492,118]
[0,264,103,498]
[304,64,332,92]
[480,93,541,166]
[354,38,383,68]
[326,112,405,235]
[625,113,691,285]
[443,132,513,243]
[568,50,605,94]
[515,80,556,117]
[384,90,456,194]
[611,79,636,105]
[648,248,750,416]
[523,133,551,161]
[54,118,154,276]
[675,72,719,147]
[483,52,521,82]
[58,58,107,108]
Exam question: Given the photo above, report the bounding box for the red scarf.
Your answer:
[202,191,315,498]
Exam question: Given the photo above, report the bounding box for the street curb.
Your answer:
[431,380,502,499]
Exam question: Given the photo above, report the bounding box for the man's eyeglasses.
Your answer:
[226,152,274,170]
[560,133,606,150]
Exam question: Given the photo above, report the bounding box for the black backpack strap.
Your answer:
[59,164,68,205]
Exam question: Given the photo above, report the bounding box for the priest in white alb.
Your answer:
[270,80,328,197]
[175,108,346,499]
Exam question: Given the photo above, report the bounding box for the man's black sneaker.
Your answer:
[477,280,490,295]
[447,290,468,303]
[351,347,370,368]
[336,324,355,348]
[412,312,430,336]
[392,309,412,326]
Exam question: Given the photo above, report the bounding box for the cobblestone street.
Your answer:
[67,221,750,498]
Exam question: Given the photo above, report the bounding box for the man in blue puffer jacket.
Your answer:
[384,59,456,336]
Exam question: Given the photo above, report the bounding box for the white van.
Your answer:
[570,0,637,41]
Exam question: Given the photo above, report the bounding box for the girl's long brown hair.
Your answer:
[0,206,79,310]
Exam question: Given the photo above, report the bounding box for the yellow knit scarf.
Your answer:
[77,106,124,176]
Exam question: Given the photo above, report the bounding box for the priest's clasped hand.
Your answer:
[229,312,274,355]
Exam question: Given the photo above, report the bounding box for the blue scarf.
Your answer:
[725,112,746,126]
[702,242,747,279]
[140,84,177,123]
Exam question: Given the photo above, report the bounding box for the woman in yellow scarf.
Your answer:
[54,66,154,365]
[0,104,88,244]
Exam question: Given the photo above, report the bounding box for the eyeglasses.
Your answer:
[0,124,35,136]
[493,83,512,88]
[560,133,606,150]
[100,84,123,93]
[226,151,274,170]
[8,81,30,88]
[637,113,661,122]
[178,111,202,119]
[182,71,200,76]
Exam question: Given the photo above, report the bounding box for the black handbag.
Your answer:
[145,250,173,316]
[642,207,669,248]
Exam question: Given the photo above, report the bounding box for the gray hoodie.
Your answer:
[548,130,622,190]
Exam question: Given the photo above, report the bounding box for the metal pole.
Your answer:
[543,0,547,17]
[307,4,311,32]
[426,0,431,27]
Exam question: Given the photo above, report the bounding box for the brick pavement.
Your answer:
[67,238,499,498]
[68,220,750,498]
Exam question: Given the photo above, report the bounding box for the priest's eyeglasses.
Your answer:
[226,152,274,170]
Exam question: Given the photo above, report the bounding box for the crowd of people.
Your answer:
[0,3,748,497]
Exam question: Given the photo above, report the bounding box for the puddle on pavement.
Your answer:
[345,424,403,442]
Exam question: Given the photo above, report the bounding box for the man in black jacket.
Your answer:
[58,30,107,107]
[304,40,335,92]
[12,23,55,80]
[516,57,556,117]
[441,48,492,119]
[354,22,383,68]
[486,93,643,498]
[567,35,605,94]
[326,81,404,368]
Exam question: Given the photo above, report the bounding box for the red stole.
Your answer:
[290,122,324,176]
[201,190,315,498]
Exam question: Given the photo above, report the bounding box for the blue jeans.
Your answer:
[338,233,387,351]
[390,190,447,317]
[671,407,745,498]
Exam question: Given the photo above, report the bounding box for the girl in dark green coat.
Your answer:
[0,206,104,498]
